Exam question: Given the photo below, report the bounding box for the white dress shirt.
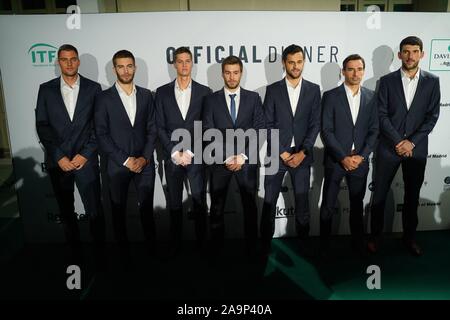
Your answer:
[174,79,192,120]
[171,79,194,164]
[115,82,137,126]
[285,77,302,147]
[401,68,420,110]
[60,75,80,121]
[344,84,361,151]
[115,82,137,166]
[224,87,241,117]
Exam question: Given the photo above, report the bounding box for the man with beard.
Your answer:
[368,36,441,256]
[95,50,157,253]
[155,47,212,255]
[320,54,378,256]
[35,44,105,260]
[203,55,265,258]
[260,44,321,256]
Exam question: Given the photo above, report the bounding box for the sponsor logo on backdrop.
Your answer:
[275,206,295,218]
[429,39,450,71]
[28,43,58,67]
[440,102,450,108]
[428,154,447,158]
[368,182,375,192]
[166,45,340,64]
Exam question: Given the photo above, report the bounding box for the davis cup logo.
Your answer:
[429,39,450,71]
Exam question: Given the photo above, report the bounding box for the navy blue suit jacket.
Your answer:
[155,80,212,159]
[264,78,321,166]
[202,88,265,163]
[377,69,440,160]
[35,75,101,168]
[321,84,379,169]
[94,84,157,168]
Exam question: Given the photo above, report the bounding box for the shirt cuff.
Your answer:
[123,157,130,166]
[186,149,195,157]
[240,153,248,160]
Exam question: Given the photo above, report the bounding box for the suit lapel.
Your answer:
[394,69,408,111]
[235,89,246,126]
[279,80,294,119]
[184,81,196,122]
[339,84,356,126]
[354,87,366,127]
[71,75,85,122]
[293,80,307,119]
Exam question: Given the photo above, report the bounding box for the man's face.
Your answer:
[222,63,242,90]
[114,57,136,84]
[342,59,365,86]
[398,44,424,71]
[283,52,304,80]
[58,50,80,77]
[174,52,192,77]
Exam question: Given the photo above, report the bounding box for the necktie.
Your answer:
[229,94,236,124]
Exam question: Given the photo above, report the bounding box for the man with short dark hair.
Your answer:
[260,44,321,255]
[155,47,212,254]
[203,55,265,258]
[320,54,379,256]
[36,44,104,254]
[95,50,157,252]
[368,36,441,256]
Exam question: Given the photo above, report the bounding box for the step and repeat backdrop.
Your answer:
[0,11,449,242]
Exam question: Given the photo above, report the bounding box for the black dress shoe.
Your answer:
[404,240,423,257]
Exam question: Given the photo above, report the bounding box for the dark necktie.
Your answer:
[229,94,236,124]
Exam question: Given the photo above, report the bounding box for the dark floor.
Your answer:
[1,223,450,301]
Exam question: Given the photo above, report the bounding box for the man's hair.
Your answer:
[174,46,192,61]
[221,55,243,72]
[58,44,78,58]
[112,50,135,67]
[399,36,423,52]
[282,44,304,62]
[342,54,365,70]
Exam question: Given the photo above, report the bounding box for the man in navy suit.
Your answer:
[36,44,104,250]
[320,54,379,255]
[203,55,265,257]
[368,36,441,256]
[155,47,212,253]
[260,44,321,254]
[95,50,157,251]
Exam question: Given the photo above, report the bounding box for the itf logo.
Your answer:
[429,39,450,71]
[28,43,58,67]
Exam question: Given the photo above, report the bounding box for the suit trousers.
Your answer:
[261,161,311,240]
[108,162,156,244]
[209,164,258,248]
[164,161,206,245]
[320,165,368,242]
[370,156,426,241]
[48,163,105,245]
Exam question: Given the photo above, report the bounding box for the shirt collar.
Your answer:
[285,77,302,89]
[60,74,79,90]
[175,79,192,91]
[115,81,136,96]
[344,83,361,97]
[401,68,420,81]
[224,86,240,98]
